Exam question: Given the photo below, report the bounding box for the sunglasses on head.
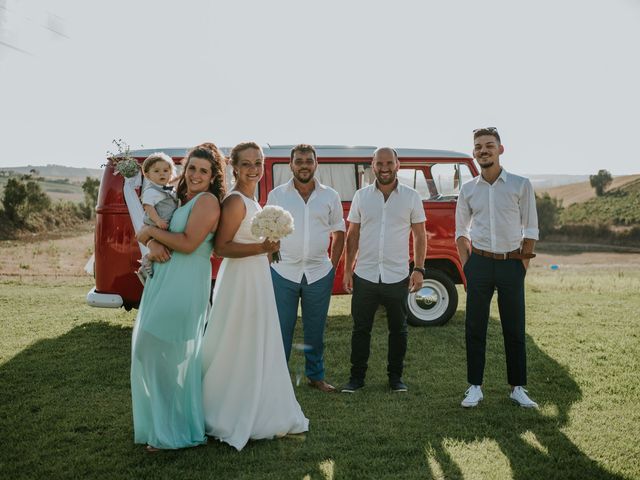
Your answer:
[473,127,498,133]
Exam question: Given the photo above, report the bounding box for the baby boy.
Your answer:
[136,152,178,284]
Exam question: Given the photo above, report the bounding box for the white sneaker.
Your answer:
[461,385,483,408]
[510,386,538,408]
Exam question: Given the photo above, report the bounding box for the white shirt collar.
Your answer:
[374,179,399,193]
[478,168,508,185]
[284,176,326,192]
[145,179,169,189]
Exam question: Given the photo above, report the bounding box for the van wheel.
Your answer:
[406,269,458,327]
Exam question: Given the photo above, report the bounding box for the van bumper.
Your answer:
[86,287,123,308]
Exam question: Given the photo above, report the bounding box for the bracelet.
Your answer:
[413,266,425,275]
[145,239,155,247]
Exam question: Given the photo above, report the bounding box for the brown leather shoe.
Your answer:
[308,379,337,393]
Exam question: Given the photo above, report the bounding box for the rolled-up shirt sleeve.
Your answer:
[410,191,427,223]
[455,186,472,241]
[347,190,361,224]
[329,191,346,232]
[520,179,539,240]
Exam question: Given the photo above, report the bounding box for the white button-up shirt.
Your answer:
[455,168,539,253]
[267,177,346,284]
[348,182,426,284]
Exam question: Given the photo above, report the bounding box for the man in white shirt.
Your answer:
[267,144,346,393]
[341,147,426,393]
[456,127,539,409]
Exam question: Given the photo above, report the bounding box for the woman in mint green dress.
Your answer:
[132,144,226,451]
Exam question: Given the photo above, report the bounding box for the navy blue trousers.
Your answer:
[464,252,527,386]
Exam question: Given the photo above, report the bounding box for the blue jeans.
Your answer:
[270,268,335,381]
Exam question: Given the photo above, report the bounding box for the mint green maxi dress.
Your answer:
[131,192,212,449]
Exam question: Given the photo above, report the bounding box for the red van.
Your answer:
[87,145,478,326]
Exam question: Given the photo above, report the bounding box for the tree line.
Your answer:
[0,174,99,236]
[1,168,630,244]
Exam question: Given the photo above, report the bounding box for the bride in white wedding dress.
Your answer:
[201,142,309,451]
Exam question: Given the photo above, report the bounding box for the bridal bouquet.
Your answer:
[250,205,294,263]
[107,139,139,178]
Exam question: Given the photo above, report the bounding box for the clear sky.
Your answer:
[1,0,639,175]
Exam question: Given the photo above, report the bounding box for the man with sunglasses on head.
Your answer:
[456,127,539,408]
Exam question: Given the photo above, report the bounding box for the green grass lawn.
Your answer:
[0,269,639,480]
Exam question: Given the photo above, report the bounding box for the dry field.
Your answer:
[0,225,94,279]
[2,229,640,281]
[538,174,640,206]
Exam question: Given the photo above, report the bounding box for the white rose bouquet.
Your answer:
[250,205,295,262]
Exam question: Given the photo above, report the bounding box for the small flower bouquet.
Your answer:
[107,139,139,178]
[250,205,294,262]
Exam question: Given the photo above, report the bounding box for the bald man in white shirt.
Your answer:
[456,127,539,409]
[341,147,426,394]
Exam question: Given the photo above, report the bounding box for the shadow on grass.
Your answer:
[317,309,628,479]
[0,322,318,480]
[0,316,628,479]
[409,311,625,480]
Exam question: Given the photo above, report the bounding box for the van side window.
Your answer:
[358,164,375,189]
[273,163,358,201]
[397,168,430,200]
[428,163,474,200]
[271,163,290,189]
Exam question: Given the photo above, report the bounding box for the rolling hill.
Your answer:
[0,165,101,203]
[0,164,103,182]
[560,177,640,226]
[538,174,640,206]
[0,177,85,203]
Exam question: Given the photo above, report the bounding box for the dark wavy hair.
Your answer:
[473,127,501,144]
[176,144,227,203]
[290,144,316,162]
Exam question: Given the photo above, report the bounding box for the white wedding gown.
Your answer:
[201,191,309,451]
